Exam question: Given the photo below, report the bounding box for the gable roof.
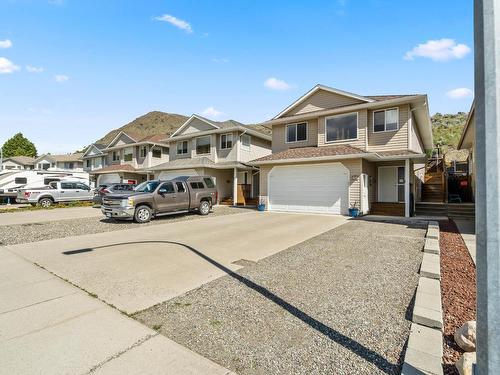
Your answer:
[273,84,375,120]
[171,115,220,137]
[35,153,84,163]
[106,130,141,148]
[169,114,272,140]
[83,143,107,157]
[3,156,35,165]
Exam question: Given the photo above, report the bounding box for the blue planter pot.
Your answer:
[348,208,360,217]
[257,204,266,211]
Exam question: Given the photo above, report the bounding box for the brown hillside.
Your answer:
[97,111,189,145]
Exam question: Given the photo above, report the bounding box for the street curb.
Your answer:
[402,220,444,375]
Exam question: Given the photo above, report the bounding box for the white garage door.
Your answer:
[157,169,198,180]
[97,173,120,185]
[268,163,349,215]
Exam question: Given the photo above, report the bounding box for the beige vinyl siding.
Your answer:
[409,112,425,154]
[282,90,365,117]
[272,120,318,153]
[367,105,410,151]
[216,132,238,162]
[258,158,363,210]
[318,109,367,150]
[240,135,271,163]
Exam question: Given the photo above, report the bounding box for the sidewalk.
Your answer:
[0,246,233,375]
[455,219,476,265]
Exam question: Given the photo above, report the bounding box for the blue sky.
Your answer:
[0,0,474,154]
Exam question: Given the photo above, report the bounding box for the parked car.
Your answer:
[100,176,217,223]
[93,183,136,205]
[16,181,94,207]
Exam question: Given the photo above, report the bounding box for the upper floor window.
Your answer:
[373,108,399,132]
[196,136,211,155]
[152,148,162,158]
[112,151,120,161]
[177,140,188,155]
[140,146,147,158]
[286,123,307,143]
[241,134,251,149]
[220,134,233,149]
[325,112,358,142]
[86,159,91,168]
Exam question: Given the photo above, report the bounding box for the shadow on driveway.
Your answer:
[64,239,400,373]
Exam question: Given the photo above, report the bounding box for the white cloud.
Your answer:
[211,58,229,63]
[446,88,474,99]
[154,14,193,33]
[54,74,69,83]
[0,57,20,74]
[26,65,44,73]
[0,39,12,49]
[404,38,471,62]
[201,107,224,118]
[264,77,291,91]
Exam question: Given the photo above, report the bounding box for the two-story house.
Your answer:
[34,153,85,172]
[147,115,272,204]
[251,84,433,217]
[83,131,169,186]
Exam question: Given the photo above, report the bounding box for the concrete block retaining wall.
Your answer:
[402,221,444,375]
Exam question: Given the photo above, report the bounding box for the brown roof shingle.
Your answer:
[251,145,367,163]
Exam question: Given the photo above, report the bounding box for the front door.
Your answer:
[360,173,369,214]
[378,166,405,202]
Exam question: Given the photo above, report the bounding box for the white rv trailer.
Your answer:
[0,169,90,200]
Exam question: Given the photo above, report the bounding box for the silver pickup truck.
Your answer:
[16,181,94,207]
[101,176,217,223]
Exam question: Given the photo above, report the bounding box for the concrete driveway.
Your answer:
[0,206,101,226]
[6,211,347,314]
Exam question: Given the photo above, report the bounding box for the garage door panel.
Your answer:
[268,163,349,215]
[98,173,120,185]
[157,169,198,180]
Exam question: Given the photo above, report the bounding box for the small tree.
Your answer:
[2,133,37,158]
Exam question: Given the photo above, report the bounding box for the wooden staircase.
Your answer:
[420,157,445,203]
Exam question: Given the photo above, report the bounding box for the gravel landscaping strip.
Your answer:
[0,206,248,245]
[135,219,426,375]
[440,220,477,375]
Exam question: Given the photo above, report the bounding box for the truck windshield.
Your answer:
[134,181,160,193]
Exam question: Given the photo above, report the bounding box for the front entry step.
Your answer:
[415,203,475,219]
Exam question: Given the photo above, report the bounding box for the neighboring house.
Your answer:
[1,156,35,170]
[457,101,476,201]
[250,84,433,217]
[85,131,169,186]
[147,115,272,204]
[34,153,85,172]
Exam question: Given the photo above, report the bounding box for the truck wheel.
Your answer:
[198,200,211,215]
[134,205,152,223]
[38,197,53,208]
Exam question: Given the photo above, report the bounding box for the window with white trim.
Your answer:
[241,134,251,149]
[286,123,307,143]
[325,112,358,142]
[220,133,233,149]
[177,140,188,155]
[140,146,147,158]
[112,151,120,161]
[373,108,399,132]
